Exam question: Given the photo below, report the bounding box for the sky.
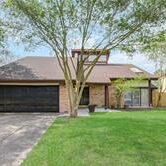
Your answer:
[109,51,156,74]
[10,43,156,74]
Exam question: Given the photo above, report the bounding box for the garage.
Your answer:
[0,86,59,112]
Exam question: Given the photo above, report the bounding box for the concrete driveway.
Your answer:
[0,113,57,166]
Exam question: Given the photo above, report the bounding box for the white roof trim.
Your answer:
[130,67,143,73]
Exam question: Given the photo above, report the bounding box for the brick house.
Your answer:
[0,49,157,112]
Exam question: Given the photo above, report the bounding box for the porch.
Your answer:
[80,80,156,109]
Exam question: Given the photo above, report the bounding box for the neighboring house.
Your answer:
[160,77,166,92]
[152,76,166,107]
[0,49,157,112]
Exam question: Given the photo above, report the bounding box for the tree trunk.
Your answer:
[157,79,165,107]
[117,96,122,109]
[69,102,78,118]
[65,80,84,118]
[157,91,162,107]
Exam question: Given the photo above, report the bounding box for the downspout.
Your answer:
[105,84,109,109]
[148,79,152,107]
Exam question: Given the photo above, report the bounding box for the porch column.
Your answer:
[148,79,152,107]
[105,84,109,109]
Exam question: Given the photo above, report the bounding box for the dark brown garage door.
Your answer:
[0,86,59,112]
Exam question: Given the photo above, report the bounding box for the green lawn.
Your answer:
[22,110,166,166]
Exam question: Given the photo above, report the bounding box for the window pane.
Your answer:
[141,89,149,106]
[124,92,132,106]
[132,90,140,106]
[88,55,107,62]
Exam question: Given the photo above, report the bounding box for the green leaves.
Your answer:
[114,76,144,97]
[1,0,166,54]
[6,0,14,7]
[0,20,5,48]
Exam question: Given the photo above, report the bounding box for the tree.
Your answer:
[114,76,143,108]
[0,19,5,49]
[1,0,166,117]
[0,20,8,64]
[143,33,166,106]
[155,68,166,106]
[0,18,16,65]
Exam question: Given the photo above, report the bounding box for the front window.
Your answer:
[124,92,132,106]
[124,88,149,107]
[81,54,107,63]
[88,55,107,62]
[132,90,140,106]
[141,89,149,106]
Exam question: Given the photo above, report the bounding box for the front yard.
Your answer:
[22,110,166,166]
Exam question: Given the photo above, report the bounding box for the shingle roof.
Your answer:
[0,56,75,81]
[0,56,157,83]
[88,63,157,81]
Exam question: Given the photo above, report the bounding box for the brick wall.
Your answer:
[109,82,127,108]
[59,84,70,113]
[59,84,117,112]
[89,85,105,107]
[108,84,117,107]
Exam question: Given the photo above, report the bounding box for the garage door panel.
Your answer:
[0,88,4,104]
[0,104,4,111]
[0,86,59,112]
[4,99,59,105]
[4,105,59,112]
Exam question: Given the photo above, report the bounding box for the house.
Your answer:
[0,49,157,112]
[152,76,166,107]
[160,77,166,92]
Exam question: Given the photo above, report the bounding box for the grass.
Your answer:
[22,110,166,166]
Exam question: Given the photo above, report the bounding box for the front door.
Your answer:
[80,87,89,105]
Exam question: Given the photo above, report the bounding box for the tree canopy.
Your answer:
[0,18,16,64]
[142,32,166,106]
[1,0,166,53]
[143,32,166,59]
[0,19,4,47]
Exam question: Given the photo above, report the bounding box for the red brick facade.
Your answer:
[89,85,105,107]
[59,84,106,113]
[108,84,116,107]
[59,84,70,113]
